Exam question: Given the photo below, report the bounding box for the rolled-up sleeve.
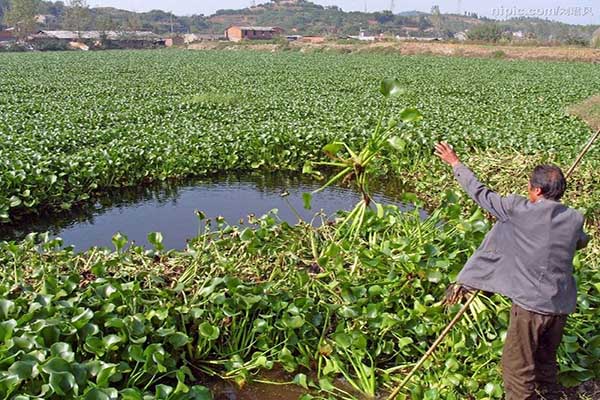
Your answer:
[453,163,514,222]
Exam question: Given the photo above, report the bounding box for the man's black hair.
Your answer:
[530,165,567,201]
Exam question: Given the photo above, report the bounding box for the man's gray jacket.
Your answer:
[453,163,589,315]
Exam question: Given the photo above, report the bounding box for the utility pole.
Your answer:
[364,0,367,13]
[390,0,395,12]
[457,0,462,14]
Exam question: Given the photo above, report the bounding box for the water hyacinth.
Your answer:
[0,51,598,399]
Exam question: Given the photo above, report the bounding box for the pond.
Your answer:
[0,172,422,251]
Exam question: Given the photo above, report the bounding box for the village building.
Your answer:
[30,30,165,49]
[165,36,185,47]
[225,26,284,42]
[0,28,15,42]
[348,29,379,42]
[184,33,225,44]
[34,14,58,26]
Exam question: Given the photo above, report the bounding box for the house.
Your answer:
[183,34,224,43]
[35,14,58,25]
[224,26,284,42]
[301,36,325,44]
[396,36,442,42]
[165,36,185,47]
[0,29,15,42]
[348,29,377,41]
[30,30,165,49]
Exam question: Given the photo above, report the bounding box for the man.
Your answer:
[434,142,589,400]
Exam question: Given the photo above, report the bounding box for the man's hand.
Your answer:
[435,142,460,167]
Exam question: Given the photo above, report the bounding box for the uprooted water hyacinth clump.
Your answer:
[1,198,598,400]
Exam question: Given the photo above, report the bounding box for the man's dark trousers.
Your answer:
[502,304,567,400]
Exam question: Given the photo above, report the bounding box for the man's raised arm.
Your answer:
[434,142,513,222]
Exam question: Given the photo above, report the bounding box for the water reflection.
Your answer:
[0,172,420,251]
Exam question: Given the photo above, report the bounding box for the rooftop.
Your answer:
[235,26,280,32]
[36,30,160,40]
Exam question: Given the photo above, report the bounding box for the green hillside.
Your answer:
[1,0,598,43]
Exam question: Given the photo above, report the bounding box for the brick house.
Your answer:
[225,26,284,42]
[0,30,14,42]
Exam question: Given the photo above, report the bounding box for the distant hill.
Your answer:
[1,0,598,43]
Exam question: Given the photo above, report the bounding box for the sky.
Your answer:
[88,0,599,25]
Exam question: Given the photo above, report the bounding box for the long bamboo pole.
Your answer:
[386,128,600,400]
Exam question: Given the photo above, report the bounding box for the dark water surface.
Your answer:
[0,172,420,251]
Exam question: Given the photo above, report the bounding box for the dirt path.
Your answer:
[569,95,600,131]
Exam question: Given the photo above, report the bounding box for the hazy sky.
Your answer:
[88,0,599,24]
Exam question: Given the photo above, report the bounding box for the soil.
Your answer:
[559,380,600,400]
[568,95,600,131]
[186,41,600,63]
[205,373,600,400]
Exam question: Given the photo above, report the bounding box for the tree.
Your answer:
[430,5,442,37]
[0,0,6,26]
[593,28,600,48]
[65,0,89,36]
[3,0,39,40]
[375,10,394,24]
[97,14,116,33]
[417,15,431,31]
[467,23,504,42]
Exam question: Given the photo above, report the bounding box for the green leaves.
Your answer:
[8,361,35,380]
[72,308,94,329]
[302,192,312,210]
[388,136,406,151]
[49,371,77,396]
[0,52,598,400]
[380,78,406,98]
[322,142,344,156]
[9,195,21,208]
[282,315,305,329]
[112,232,128,252]
[42,357,72,374]
[399,107,423,123]
[199,322,220,340]
[0,299,15,320]
[168,332,190,347]
[147,232,164,251]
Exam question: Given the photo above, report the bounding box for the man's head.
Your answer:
[528,165,566,202]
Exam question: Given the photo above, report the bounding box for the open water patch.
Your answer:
[0,172,423,251]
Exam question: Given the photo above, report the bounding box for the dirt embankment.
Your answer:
[569,95,600,131]
[187,41,600,63]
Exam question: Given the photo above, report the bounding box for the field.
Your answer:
[0,50,599,399]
